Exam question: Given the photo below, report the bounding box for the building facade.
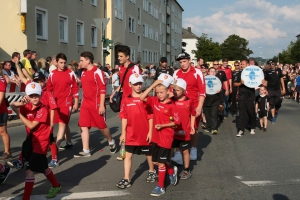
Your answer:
[106,0,183,68]
[0,0,104,62]
[182,27,198,64]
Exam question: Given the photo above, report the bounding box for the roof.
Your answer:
[182,27,198,39]
[296,34,300,37]
[174,0,184,11]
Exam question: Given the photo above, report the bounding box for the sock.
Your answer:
[18,152,23,162]
[165,163,174,175]
[108,139,115,145]
[50,143,58,161]
[184,168,190,172]
[83,149,90,153]
[44,168,60,188]
[23,177,35,200]
[0,164,5,173]
[158,166,166,188]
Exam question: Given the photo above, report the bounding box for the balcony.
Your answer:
[167,44,170,52]
[167,26,170,34]
[167,6,170,15]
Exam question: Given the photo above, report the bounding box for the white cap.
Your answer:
[173,78,187,90]
[158,73,174,88]
[129,73,144,84]
[25,82,42,96]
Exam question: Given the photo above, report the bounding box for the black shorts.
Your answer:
[25,152,48,173]
[257,110,268,118]
[171,139,191,151]
[0,112,8,126]
[125,145,152,155]
[268,90,282,109]
[151,143,171,163]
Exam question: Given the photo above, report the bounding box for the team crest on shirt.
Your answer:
[31,84,35,89]
[36,109,43,119]
[164,75,168,79]
[135,73,139,78]
[276,71,279,75]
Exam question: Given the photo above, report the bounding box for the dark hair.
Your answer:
[23,49,31,57]
[3,61,11,66]
[208,67,216,72]
[222,58,228,62]
[11,52,20,59]
[46,56,52,63]
[80,51,94,63]
[197,57,204,62]
[31,51,37,54]
[56,53,67,62]
[117,45,130,57]
[111,69,119,74]
[260,85,267,91]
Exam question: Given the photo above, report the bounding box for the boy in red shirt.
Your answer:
[47,53,78,152]
[116,73,154,189]
[10,82,61,199]
[76,52,116,157]
[172,78,196,179]
[140,75,178,197]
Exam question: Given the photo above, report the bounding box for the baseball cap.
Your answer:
[267,60,275,65]
[173,78,187,90]
[25,82,42,96]
[129,73,144,84]
[176,52,190,61]
[33,72,46,80]
[158,73,174,88]
[160,57,168,63]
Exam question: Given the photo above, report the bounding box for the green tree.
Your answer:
[192,33,222,62]
[290,40,300,63]
[220,34,253,60]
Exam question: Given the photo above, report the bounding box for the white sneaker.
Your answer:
[250,129,255,134]
[190,147,197,161]
[236,130,244,137]
[171,151,183,165]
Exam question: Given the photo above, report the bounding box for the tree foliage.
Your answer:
[220,34,253,60]
[192,33,222,61]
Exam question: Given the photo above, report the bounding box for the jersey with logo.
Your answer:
[47,68,79,108]
[81,66,106,109]
[264,68,283,90]
[119,96,153,146]
[119,63,141,98]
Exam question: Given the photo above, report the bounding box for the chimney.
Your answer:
[187,27,191,32]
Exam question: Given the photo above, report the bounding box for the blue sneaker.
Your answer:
[48,160,59,168]
[169,166,178,185]
[272,113,278,124]
[151,185,165,196]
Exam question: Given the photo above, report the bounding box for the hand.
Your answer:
[225,90,229,96]
[155,124,163,130]
[16,81,21,87]
[281,89,286,95]
[99,105,105,115]
[146,133,152,143]
[154,80,163,85]
[241,80,244,85]
[72,103,78,112]
[119,134,125,145]
[190,127,195,135]
[195,106,202,117]
[21,95,30,104]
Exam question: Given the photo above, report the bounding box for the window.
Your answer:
[143,0,148,11]
[129,0,136,4]
[36,7,48,40]
[149,27,153,40]
[143,24,148,37]
[171,21,174,30]
[149,51,151,63]
[128,16,135,33]
[159,23,161,35]
[143,50,148,62]
[138,7,141,25]
[161,14,166,24]
[91,26,97,47]
[130,47,136,62]
[138,35,141,52]
[114,0,123,20]
[59,15,68,43]
[162,33,166,44]
[91,0,97,6]
[76,21,84,45]
[155,30,158,41]
[148,2,151,13]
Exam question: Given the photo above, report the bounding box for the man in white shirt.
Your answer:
[49,54,57,73]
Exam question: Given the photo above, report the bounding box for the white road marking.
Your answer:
[234,176,243,180]
[241,179,300,187]
[0,190,130,200]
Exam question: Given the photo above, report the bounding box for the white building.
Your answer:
[182,27,198,63]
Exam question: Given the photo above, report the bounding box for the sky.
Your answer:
[177,0,300,60]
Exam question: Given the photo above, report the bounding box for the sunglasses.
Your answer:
[234,65,239,67]
[213,64,218,65]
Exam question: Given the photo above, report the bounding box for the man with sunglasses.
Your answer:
[154,57,174,80]
[264,60,286,124]
[231,61,241,116]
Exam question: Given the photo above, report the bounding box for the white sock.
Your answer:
[108,139,115,145]
[83,149,90,153]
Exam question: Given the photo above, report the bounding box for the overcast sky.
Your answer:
[177,0,300,60]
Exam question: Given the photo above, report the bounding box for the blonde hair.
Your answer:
[38,58,46,69]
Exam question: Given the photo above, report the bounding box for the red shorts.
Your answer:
[78,106,107,129]
[54,106,72,124]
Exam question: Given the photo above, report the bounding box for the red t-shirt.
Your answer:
[81,66,106,108]
[20,103,50,155]
[219,67,232,90]
[119,63,141,98]
[173,97,196,141]
[146,96,177,149]
[173,67,206,106]
[119,95,153,146]
[0,77,8,113]
[46,68,79,108]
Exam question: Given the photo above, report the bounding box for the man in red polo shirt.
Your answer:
[173,52,206,161]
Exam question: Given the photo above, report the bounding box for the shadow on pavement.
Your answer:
[273,193,290,200]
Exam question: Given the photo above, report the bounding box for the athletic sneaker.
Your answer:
[1,153,12,160]
[0,167,12,184]
[190,147,197,160]
[48,160,60,168]
[272,113,278,124]
[263,128,267,132]
[74,152,91,158]
[212,130,218,135]
[180,170,192,180]
[59,143,73,150]
[201,122,206,129]
[259,127,263,130]
[46,185,61,198]
[109,142,117,154]
[236,130,244,137]
[146,170,157,183]
[116,156,124,161]
[151,186,165,196]
[169,166,178,185]
[204,129,210,133]
[7,160,23,169]
[116,178,131,189]
[171,151,183,165]
[250,129,255,135]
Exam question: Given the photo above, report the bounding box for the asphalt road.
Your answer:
[1,98,300,200]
